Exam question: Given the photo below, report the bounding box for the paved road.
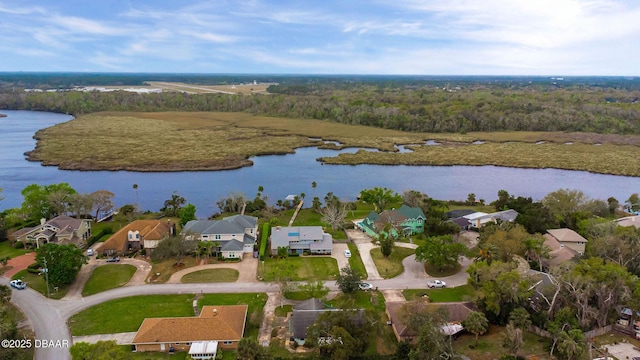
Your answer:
[2,242,471,360]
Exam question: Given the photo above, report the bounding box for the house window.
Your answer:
[223,341,233,345]
[215,235,221,240]
[229,252,235,258]
[202,235,208,238]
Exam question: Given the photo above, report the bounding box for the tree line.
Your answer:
[1,81,639,135]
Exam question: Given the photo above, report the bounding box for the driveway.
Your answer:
[602,342,640,359]
[2,252,36,279]
[331,243,350,271]
[72,332,137,345]
[345,229,382,280]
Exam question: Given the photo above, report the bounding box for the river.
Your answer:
[1,110,639,217]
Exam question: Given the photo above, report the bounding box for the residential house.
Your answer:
[546,228,588,256]
[132,305,247,354]
[359,205,426,238]
[385,301,474,343]
[289,298,364,345]
[270,226,333,255]
[181,215,258,259]
[100,220,174,256]
[542,231,580,268]
[463,209,519,229]
[12,215,92,248]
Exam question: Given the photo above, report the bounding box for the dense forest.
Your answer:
[1,74,639,135]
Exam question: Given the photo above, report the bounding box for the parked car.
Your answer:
[106,256,120,262]
[427,279,447,288]
[359,282,373,291]
[10,279,26,290]
[86,249,94,256]
[343,250,352,258]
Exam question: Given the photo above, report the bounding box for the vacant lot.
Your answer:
[403,284,476,302]
[262,256,339,281]
[82,264,136,296]
[27,111,640,175]
[180,268,239,283]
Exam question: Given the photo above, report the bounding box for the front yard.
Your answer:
[0,241,31,259]
[82,264,136,296]
[11,269,69,299]
[180,268,239,283]
[147,257,198,283]
[262,256,339,281]
[403,284,476,303]
[370,247,415,279]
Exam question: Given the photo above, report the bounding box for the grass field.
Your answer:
[370,247,415,279]
[262,256,339,281]
[347,242,367,277]
[28,111,640,176]
[81,264,136,296]
[424,262,462,277]
[0,241,31,259]
[12,269,69,299]
[69,294,195,335]
[180,268,239,283]
[403,284,476,302]
[198,293,267,339]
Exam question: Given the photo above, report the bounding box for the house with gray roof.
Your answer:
[463,209,519,229]
[181,215,258,259]
[12,215,92,248]
[270,226,332,255]
[289,298,365,345]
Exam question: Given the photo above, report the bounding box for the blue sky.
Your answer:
[1,0,639,75]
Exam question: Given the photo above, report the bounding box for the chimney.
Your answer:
[40,218,46,225]
[276,226,280,231]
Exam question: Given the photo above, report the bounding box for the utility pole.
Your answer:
[43,258,50,298]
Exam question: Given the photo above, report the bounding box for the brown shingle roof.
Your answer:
[543,234,579,267]
[386,301,474,337]
[546,228,588,243]
[102,220,172,253]
[132,305,247,344]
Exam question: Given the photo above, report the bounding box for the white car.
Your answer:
[427,279,447,288]
[10,279,26,290]
[359,283,373,291]
[343,250,352,258]
[86,249,94,256]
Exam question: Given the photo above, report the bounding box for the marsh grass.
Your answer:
[30,111,640,175]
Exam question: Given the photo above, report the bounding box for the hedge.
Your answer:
[259,223,270,261]
[86,227,113,248]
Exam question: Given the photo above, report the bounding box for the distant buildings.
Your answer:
[270,226,333,255]
[359,205,426,238]
[11,215,92,248]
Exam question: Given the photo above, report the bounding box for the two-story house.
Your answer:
[545,228,588,256]
[270,226,333,255]
[101,220,175,255]
[359,205,425,238]
[181,215,258,260]
[12,215,92,248]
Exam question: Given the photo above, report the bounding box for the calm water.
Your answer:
[1,110,639,217]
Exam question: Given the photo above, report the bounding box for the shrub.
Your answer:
[13,241,25,249]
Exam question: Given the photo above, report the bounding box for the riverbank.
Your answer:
[25,111,640,176]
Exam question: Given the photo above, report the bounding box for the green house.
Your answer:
[359,205,426,238]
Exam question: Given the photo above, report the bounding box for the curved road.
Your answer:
[1,254,470,360]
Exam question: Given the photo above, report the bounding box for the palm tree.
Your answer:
[475,243,497,265]
[557,329,586,360]
[132,184,139,204]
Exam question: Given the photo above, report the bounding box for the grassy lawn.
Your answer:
[403,284,476,302]
[275,305,293,317]
[198,293,267,340]
[453,324,553,360]
[180,268,239,283]
[70,294,195,336]
[370,247,415,279]
[147,257,198,283]
[82,264,136,296]
[12,269,69,299]
[262,256,339,282]
[347,243,367,277]
[0,241,31,259]
[424,262,462,277]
